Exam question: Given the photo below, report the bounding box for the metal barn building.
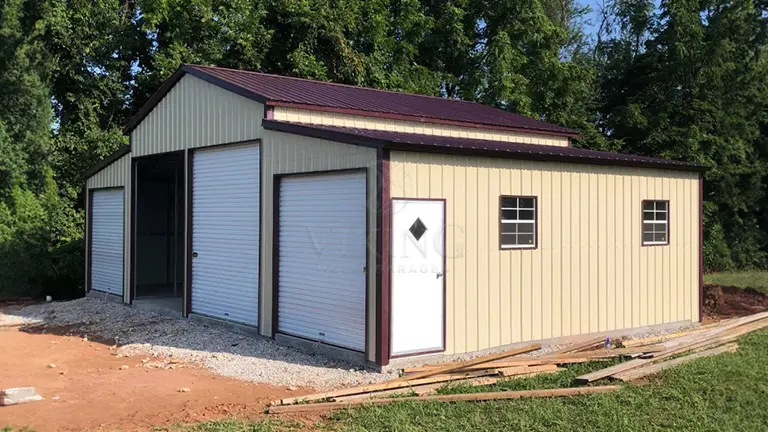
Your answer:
[84,65,704,367]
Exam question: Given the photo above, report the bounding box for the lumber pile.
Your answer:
[267,311,768,414]
[268,338,657,413]
[574,311,768,384]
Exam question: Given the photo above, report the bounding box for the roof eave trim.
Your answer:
[261,120,705,173]
[262,119,388,149]
[83,145,132,180]
[122,64,579,140]
[122,64,272,135]
[266,101,582,139]
[122,67,186,134]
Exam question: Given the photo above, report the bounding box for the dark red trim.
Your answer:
[270,176,280,337]
[123,67,186,134]
[267,101,580,139]
[499,195,539,251]
[641,199,670,247]
[124,64,578,138]
[258,142,264,328]
[391,348,446,359]
[129,160,137,304]
[262,120,706,173]
[699,175,704,322]
[88,186,127,297]
[184,65,270,104]
[376,149,391,366]
[185,149,193,317]
[83,145,131,180]
[86,189,93,293]
[387,197,447,359]
[271,168,370,354]
[182,141,260,319]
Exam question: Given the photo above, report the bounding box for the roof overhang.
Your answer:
[122,65,580,139]
[262,120,706,173]
[82,145,131,180]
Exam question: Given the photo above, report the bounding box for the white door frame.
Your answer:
[273,168,369,354]
[88,186,125,297]
[389,197,446,358]
[188,142,261,326]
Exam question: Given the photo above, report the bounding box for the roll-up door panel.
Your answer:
[277,172,367,351]
[90,188,125,296]
[191,144,260,326]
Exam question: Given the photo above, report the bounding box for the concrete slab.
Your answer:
[1,387,43,406]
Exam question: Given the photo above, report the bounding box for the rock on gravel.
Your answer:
[7,298,396,390]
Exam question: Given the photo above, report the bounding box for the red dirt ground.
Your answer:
[0,326,312,431]
[702,284,768,322]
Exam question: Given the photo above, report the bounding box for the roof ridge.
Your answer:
[261,120,704,171]
[186,64,483,106]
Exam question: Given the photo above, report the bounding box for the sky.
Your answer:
[582,0,605,37]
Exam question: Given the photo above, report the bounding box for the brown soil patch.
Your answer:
[702,284,768,322]
[0,326,313,431]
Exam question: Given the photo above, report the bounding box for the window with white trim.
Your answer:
[642,200,669,245]
[500,196,536,249]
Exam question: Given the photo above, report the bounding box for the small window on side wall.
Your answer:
[643,200,669,246]
[500,196,537,249]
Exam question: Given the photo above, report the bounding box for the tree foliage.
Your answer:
[597,0,768,269]
[1,0,767,297]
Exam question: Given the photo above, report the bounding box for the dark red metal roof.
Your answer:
[262,120,705,172]
[123,64,579,137]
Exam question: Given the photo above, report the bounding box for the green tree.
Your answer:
[0,0,84,298]
[597,0,768,269]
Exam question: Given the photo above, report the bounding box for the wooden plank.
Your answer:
[622,326,714,348]
[390,343,542,383]
[333,383,445,402]
[573,346,666,357]
[575,317,768,384]
[268,386,622,414]
[547,337,606,355]
[403,357,596,374]
[660,312,768,349]
[272,368,502,406]
[403,346,661,375]
[331,373,552,403]
[612,343,739,382]
[496,364,559,376]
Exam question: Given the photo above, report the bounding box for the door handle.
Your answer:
[436,272,443,279]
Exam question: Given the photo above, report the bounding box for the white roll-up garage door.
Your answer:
[90,188,124,296]
[191,144,260,326]
[277,171,367,352]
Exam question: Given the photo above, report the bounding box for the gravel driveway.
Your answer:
[2,298,396,390]
[2,298,699,390]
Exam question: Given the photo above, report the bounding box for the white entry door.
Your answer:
[90,188,125,296]
[390,199,445,356]
[277,171,367,352]
[191,144,260,326]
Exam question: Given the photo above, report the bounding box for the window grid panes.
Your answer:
[500,196,536,249]
[642,200,668,245]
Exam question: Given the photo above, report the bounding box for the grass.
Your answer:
[151,419,304,432]
[331,331,768,432]
[705,270,768,294]
[166,330,768,432]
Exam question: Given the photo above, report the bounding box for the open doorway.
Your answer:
[133,151,185,315]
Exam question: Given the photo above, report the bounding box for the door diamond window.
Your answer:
[409,217,427,241]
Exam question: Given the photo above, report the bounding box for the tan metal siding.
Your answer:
[273,107,570,147]
[131,75,263,157]
[260,130,378,362]
[389,151,700,356]
[86,153,131,302]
